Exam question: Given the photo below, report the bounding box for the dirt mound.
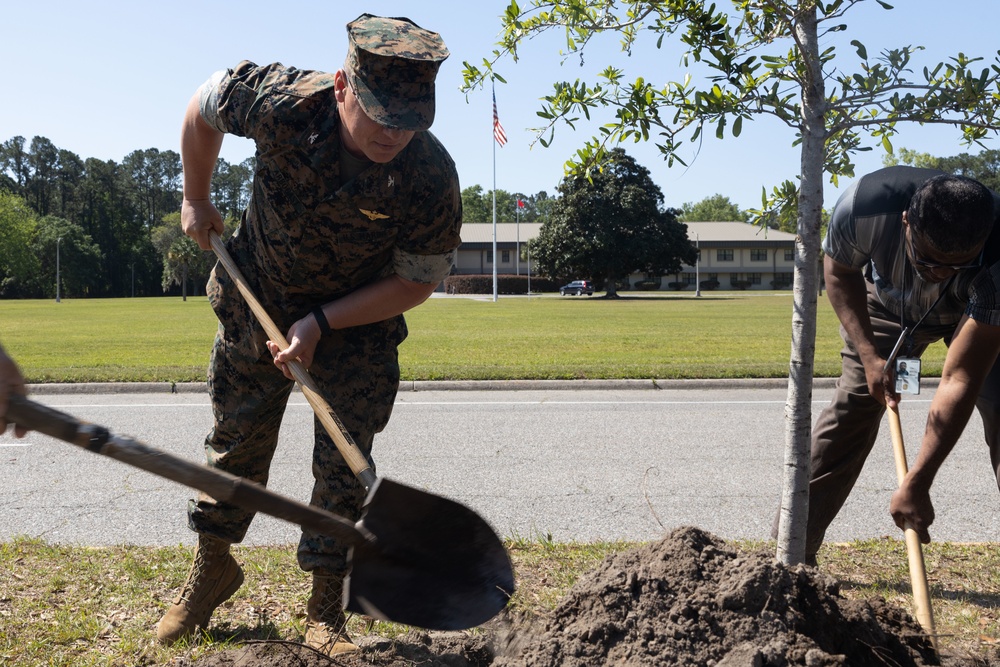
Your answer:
[172,527,987,667]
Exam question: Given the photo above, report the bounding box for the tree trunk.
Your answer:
[776,6,825,566]
[605,274,618,297]
[182,263,188,302]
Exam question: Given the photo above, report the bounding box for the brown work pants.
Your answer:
[803,285,1000,557]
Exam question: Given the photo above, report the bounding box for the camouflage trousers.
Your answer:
[187,320,401,576]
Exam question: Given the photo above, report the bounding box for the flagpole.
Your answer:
[491,83,498,302]
[515,199,520,277]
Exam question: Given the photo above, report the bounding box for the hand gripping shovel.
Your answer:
[208,231,379,490]
[5,395,515,630]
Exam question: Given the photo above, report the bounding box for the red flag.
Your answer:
[517,199,525,208]
[493,89,507,147]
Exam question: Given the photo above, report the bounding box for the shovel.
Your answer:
[882,331,937,651]
[4,395,515,630]
[208,231,378,490]
[887,404,939,653]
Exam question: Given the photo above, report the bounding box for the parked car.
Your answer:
[559,280,594,296]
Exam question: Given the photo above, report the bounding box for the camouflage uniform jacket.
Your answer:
[200,60,462,347]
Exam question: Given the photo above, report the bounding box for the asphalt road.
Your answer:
[2,383,998,547]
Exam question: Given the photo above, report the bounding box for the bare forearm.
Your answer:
[907,377,977,487]
[318,275,437,330]
[825,258,879,363]
[180,91,224,200]
[907,318,1000,489]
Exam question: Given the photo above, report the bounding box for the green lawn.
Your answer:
[0,292,949,383]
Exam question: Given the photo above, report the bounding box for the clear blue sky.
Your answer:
[3,1,998,216]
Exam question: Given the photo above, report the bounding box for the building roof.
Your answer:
[684,220,796,243]
[460,222,543,244]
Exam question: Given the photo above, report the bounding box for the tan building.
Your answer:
[657,221,798,291]
[453,220,799,291]
[455,223,542,277]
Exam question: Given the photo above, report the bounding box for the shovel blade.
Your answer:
[345,478,514,630]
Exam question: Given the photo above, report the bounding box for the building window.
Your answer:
[750,249,768,261]
[682,272,696,285]
[501,250,510,263]
[773,272,793,288]
[717,249,734,261]
[784,249,794,261]
[486,250,493,263]
[749,273,762,285]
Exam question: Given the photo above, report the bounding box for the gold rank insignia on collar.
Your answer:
[359,208,390,221]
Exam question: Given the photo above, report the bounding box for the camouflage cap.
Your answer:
[345,14,449,131]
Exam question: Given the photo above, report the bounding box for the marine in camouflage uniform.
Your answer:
[155,14,461,655]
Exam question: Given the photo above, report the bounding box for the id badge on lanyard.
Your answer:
[884,326,921,395]
[894,357,921,395]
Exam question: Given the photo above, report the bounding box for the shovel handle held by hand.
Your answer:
[4,395,369,545]
[209,232,377,490]
[888,404,938,653]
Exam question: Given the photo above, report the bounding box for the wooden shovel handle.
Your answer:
[888,404,938,652]
[4,395,368,545]
[209,232,377,490]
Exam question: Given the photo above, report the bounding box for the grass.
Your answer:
[0,292,949,382]
[2,537,999,666]
[0,292,972,664]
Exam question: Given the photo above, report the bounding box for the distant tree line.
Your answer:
[883,147,1000,192]
[0,135,252,299]
[7,130,985,301]
[460,185,557,223]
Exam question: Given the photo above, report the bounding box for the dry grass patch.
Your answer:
[3,536,1000,665]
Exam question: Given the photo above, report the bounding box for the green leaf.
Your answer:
[732,115,743,137]
[850,40,868,60]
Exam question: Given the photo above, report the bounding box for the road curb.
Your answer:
[16,377,940,395]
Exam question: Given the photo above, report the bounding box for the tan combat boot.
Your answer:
[304,572,359,656]
[155,534,244,644]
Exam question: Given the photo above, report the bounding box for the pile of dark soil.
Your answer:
[170,527,997,667]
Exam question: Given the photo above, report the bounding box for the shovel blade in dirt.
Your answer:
[4,395,515,630]
[348,477,515,629]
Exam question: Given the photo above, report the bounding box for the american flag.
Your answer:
[492,89,507,147]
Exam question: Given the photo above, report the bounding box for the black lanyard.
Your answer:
[898,268,956,359]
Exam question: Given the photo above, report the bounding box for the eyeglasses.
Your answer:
[906,231,984,272]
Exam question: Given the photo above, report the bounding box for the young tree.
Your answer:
[532,148,696,295]
[463,0,1000,563]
